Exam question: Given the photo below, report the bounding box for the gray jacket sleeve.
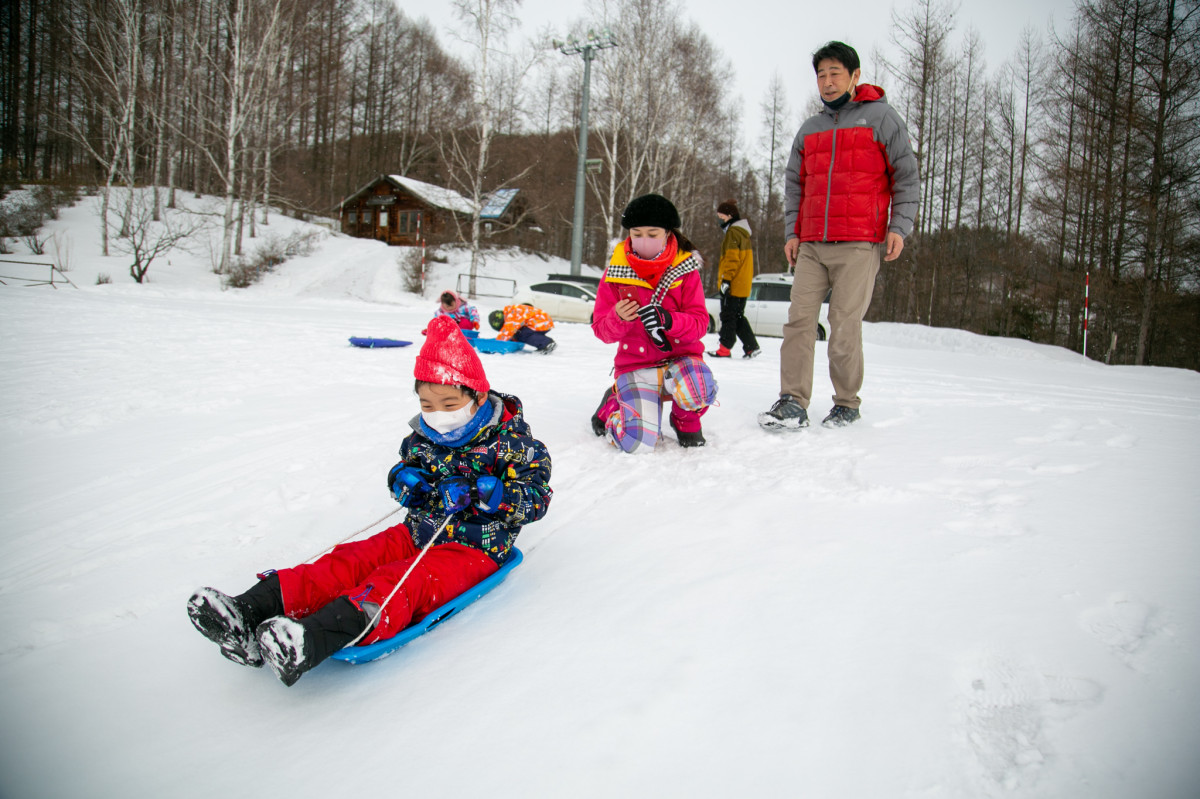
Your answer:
[880,107,919,239]
[782,127,806,241]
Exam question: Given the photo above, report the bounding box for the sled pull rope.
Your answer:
[342,513,455,649]
[299,506,406,565]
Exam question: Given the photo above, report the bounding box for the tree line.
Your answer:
[1,0,1197,368]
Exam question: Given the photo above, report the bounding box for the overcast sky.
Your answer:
[398,0,1078,153]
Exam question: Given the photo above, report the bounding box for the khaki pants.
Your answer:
[779,241,880,410]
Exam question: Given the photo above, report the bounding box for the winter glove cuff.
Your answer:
[389,465,432,508]
[475,475,506,514]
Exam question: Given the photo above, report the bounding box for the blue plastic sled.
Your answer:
[349,337,412,349]
[330,548,524,664]
[469,337,525,354]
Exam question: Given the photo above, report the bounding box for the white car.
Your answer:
[511,280,598,324]
[705,273,831,340]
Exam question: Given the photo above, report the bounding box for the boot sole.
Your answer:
[187,589,263,667]
[757,414,809,431]
[256,618,308,687]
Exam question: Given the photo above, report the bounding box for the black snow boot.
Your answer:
[669,417,706,448]
[758,395,809,430]
[821,405,861,427]
[256,597,369,687]
[591,386,615,437]
[187,573,284,667]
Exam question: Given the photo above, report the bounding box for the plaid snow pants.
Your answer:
[601,355,717,453]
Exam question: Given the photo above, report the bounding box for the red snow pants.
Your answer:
[267,523,499,645]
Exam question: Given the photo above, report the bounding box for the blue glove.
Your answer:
[475,475,506,513]
[438,477,473,513]
[637,304,672,351]
[389,465,432,508]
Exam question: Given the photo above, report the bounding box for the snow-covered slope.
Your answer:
[1,193,1198,798]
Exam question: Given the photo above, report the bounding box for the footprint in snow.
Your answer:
[1081,594,1160,670]
[956,652,1103,794]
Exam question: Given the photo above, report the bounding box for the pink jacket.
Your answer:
[591,241,709,376]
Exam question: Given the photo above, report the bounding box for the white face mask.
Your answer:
[422,403,479,434]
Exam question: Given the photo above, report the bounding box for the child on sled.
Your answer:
[590,193,718,451]
[433,289,480,332]
[187,316,553,686]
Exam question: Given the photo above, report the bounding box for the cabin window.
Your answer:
[346,212,357,225]
[378,212,388,227]
[397,211,419,234]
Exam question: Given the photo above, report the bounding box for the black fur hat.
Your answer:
[620,193,681,230]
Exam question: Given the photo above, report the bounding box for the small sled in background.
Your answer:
[469,337,525,354]
[349,337,412,349]
[330,548,524,664]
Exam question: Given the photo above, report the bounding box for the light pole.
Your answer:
[555,30,618,276]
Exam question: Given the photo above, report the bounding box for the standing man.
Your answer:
[759,41,918,430]
[709,199,761,359]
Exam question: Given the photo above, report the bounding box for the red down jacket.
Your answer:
[784,83,919,244]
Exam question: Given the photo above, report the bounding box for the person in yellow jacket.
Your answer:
[488,304,557,353]
[709,199,761,358]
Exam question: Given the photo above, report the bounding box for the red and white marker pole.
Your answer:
[1083,271,1090,358]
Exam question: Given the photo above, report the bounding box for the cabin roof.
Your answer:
[339,174,474,215]
[340,175,522,219]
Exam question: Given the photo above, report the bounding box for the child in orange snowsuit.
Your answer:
[489,305,556,353]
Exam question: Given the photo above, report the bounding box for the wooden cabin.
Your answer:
[338,174,540,247]
[338,174,474,246]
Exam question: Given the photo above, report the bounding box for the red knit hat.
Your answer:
[414,316,490,393]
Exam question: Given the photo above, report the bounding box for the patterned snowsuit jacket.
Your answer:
[393,391,552,564]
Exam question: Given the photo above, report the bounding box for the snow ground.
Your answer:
[1,192,1199,798]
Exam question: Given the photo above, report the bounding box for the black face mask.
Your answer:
[822,92,852,111]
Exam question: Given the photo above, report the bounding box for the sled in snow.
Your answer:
[330,547,524,664]
[421,329,479,339]
[349,337,412,349]
[469,337,525,354]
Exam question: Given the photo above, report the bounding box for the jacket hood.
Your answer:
[730,218,752,236]
[852,83,886,103]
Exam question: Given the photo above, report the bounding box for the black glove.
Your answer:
[721,281,731,295]
[637,304,672,351]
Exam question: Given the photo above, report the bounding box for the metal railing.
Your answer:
[0,258,78,289]
[455,273,516,299]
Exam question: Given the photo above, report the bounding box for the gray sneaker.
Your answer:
[758,395,809,430]
[821,405,861,427]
